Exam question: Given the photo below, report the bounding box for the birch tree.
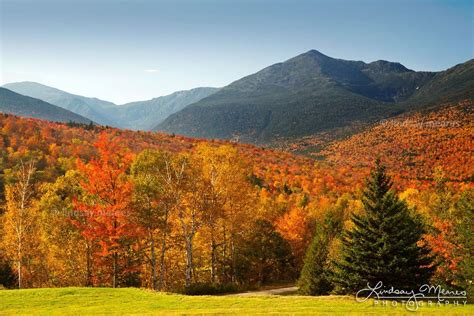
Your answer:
[2,160,36,289]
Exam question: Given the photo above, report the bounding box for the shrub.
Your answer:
[181,282,239,295]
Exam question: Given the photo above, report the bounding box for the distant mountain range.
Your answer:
[117,87,219,130]
[156,50,473,143]
[1,50,472,145]
[3,81,116,126]
[2,82,218,130]
[0,87,93,124]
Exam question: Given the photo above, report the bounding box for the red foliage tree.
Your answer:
[72,133,137,287]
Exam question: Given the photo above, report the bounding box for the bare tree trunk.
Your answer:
[86,241,93,286]
[210,236,217,283]
[157,208,169,291]
[230,233,236,283]
[221,226,227,282]
[112,217,118,288]
[112,252,117,288]
[158,232,167,291]
[17,238,21,289]
[258,261,264,287]
[185,236,194,287]
[150,232,157,290]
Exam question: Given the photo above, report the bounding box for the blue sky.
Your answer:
[1,0,472,104]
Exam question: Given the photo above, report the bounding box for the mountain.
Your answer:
[156,50,472,143]
[3,81,117,126]
[0,87,93,124]
[402,59,474,108]
[2,82,218,130]
[116,87,219,130]
[5,53,471,139]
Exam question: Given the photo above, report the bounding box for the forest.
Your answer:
[0,110,472,298]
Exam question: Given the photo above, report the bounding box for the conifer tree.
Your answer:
[333,160,434,293]
[452,190,473,300]
[298,207,344,295]
[298,226,332,295]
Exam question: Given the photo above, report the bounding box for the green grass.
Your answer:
[0,287,472,315]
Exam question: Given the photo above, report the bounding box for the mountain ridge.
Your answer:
[3,51,472,142]
[117,87,219,130]
[156,50,463,143]
[2,82,218,130]
[3,81,116,126]
[0,87,94,124]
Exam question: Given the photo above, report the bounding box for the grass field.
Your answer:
[0,287,472,315]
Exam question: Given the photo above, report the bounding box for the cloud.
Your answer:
[144,69,158,73]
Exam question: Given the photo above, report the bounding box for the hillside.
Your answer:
[0,88,93,124]
[117,87,219,130]
[3,81,116,126]
[0,111,345,194]
[403,59,474,108]
[156,50,442,142]
[0,109,470,199]
[319,100,473,183]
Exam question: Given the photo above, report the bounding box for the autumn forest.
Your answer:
[0,98,472,298]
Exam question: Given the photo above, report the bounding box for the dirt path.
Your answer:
[227,286,298,296]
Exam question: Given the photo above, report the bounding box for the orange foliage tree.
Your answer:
[72,133,137,287]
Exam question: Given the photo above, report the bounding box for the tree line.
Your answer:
[0,135,295,291]
[0,116,472,298]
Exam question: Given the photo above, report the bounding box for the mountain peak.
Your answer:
[157,50,462,142]
[306,49,327,56]
[368,60,411,72]
[4,81,57,91]
[299,49,332,60]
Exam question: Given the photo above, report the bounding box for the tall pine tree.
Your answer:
[298,207,344,295]
[298,227,332,295]
[333,160,434,293]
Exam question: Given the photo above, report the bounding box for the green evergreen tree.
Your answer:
[298,226,331,295]
[333,160,434,294]
[298,206,344,295]
[452,190,473,301]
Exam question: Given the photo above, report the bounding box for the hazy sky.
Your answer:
[1,0,472,104]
